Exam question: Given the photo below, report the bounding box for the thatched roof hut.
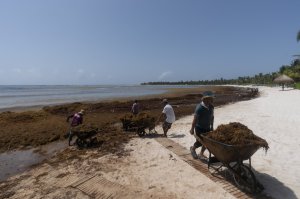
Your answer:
[273,74,294,84]
[273,74,294,90]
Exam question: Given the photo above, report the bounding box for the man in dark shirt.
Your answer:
[189,95,214,159]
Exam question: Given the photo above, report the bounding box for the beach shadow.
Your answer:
[139,133,186,139]
[279,88,294,91]
[204,161,296,199]
[140,133,163,139]
[167,133,186,138]
[251,167,298,199]
[229,163,297,198]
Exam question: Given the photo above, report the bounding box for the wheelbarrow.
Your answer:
[198,133,265,193]
[121,114,157,137]
[72,128,98,148]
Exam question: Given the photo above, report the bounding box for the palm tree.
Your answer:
[294,31,300,58]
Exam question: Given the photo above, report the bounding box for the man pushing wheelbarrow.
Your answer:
[65,109,99,148]
[189,93,214,159]
[66,109,84,146]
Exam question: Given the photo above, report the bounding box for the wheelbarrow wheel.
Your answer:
[137,128,146,137]
[76,138,86,148]
[232,164,257,193]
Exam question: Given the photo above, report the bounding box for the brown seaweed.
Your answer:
[207,122,269,150]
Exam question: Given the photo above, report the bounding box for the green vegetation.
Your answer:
[295,82,300,89]
[141,72,278,85]
[279,59,300,82]
[141,61,300,87]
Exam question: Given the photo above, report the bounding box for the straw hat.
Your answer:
[78,109,85,115]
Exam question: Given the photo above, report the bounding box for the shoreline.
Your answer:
[0,85,258,153]
[0,85,208,113]
[0,85,256,113]
[0,86,195,113]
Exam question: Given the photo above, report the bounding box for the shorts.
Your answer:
[163,121,172,130]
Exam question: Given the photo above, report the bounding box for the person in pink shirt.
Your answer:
[66,109,84,146]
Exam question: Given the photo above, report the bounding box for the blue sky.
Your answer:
[0,0,299,85]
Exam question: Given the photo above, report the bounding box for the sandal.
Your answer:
[190,146,198,159]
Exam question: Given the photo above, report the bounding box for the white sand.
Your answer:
[167,86,300,199]
[101,138,235,199]
[2,86,299,199]
[3,137,235,199]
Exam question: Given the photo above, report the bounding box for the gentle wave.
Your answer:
[0,85,200,109]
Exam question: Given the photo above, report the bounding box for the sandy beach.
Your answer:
[1,86,299,199]
[168,86,300,199]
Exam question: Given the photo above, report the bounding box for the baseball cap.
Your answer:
[201,91,215,100]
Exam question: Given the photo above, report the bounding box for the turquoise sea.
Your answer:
[0,85,200,110]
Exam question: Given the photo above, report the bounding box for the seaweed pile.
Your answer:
[134,112,156,129]
[207,122,269,150]
[0,86,258,152]
[71,124,98,134]
[120,112,156,131]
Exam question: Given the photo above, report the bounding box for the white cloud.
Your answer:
[89,73,96,78]
[77,69,84,74]
[27,68,42,77]
[158,71,172,80]
[75,69,86,81]
[106,75,113,80]
[13,68,22,73]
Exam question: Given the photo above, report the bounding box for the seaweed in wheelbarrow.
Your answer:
[207,122,269,150]
[120,113,136,131]
[72,124,99,148]
[120,112,156,136]
[200,122,269,193]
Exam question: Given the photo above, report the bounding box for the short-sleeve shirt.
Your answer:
[194,102,214,131]
[71,113,83,127]
[131,103,139,114]
[163,104,176,123]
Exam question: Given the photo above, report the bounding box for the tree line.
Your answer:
[142,31,300,86]
[142,62,300,86]
[141,60,300,86]
[141,72,278,85]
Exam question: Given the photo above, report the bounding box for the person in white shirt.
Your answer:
[156,99,176,137]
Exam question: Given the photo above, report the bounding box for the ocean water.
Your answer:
[0,85,199,110]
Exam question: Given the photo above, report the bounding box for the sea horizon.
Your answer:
[0,84,203,110]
